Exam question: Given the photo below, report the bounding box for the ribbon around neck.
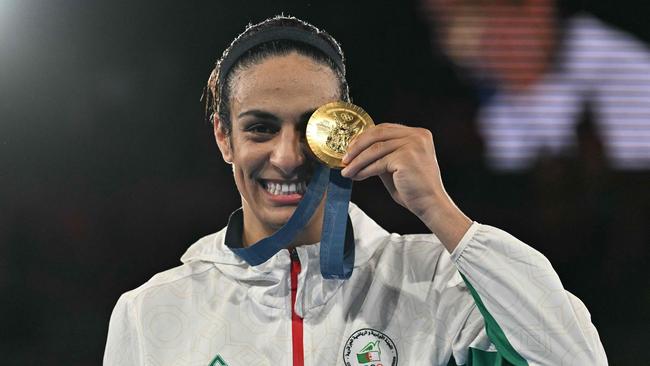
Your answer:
[230,164,355,279]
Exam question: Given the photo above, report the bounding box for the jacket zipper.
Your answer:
[290,248,304,366]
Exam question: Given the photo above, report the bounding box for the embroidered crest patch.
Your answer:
[343,328,398,366]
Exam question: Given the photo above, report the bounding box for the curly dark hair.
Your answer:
[204,15,351,135]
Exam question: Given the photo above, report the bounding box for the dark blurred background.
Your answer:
[1,0,648,364]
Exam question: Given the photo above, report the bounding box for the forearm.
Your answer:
[451,223,608,365]
[419,192,473,253]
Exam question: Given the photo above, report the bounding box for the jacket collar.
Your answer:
[180,202,389,311]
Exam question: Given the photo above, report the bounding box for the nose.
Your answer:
[269,127,306,176]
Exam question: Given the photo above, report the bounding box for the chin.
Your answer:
[265,207,297,227]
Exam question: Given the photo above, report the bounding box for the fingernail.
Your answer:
[341,167,349,176]
[342,153,349,163]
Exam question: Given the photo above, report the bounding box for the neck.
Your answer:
[241,200,325,248]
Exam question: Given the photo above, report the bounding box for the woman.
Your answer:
[104,15,607,366]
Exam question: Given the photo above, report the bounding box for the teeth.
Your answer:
[264,181,307,195]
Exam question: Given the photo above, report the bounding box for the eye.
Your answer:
[244,122,278,135]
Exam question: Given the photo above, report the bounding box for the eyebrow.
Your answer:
[237,109,318,125]
[237,109,280,121]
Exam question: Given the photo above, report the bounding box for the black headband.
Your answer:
[217,26,345,88]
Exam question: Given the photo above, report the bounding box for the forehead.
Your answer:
[229,52,340,119]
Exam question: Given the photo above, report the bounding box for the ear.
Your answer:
[213,116,233,164]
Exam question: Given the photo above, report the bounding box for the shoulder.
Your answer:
[348,202,447,254]
[382,233,464,290]
[117,259,215,310]
[349,203,464,294]
[115,229,230,309]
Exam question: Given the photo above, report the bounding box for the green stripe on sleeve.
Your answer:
[448,348,516,366]
[460,274,528,366]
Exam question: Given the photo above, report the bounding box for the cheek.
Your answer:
[233,143,268,180]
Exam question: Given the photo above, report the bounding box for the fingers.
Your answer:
[340,123,436,183]
[342,123,405,165]
[341,138,405,180]
[341,156,386,181]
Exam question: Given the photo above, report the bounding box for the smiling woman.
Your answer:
[204,17,351,247]
[104,15,607,366]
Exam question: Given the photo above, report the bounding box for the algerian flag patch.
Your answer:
[343,328,398,365]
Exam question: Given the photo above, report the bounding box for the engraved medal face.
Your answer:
[306,101,375,168]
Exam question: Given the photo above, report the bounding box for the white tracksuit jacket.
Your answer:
[104,203,607,365]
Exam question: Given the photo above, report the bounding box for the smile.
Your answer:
[261,180,308,196]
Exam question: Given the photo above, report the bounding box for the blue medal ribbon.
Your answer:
[231,164,354,279]
[319,169,354,279]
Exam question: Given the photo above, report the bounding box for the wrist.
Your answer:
[419,193,472,253]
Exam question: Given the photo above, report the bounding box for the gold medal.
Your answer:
[306,101,375,168]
